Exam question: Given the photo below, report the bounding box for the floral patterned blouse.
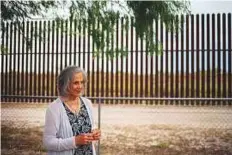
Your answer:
[63,99,93,155]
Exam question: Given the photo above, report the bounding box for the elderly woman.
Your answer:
[43,65,101,155]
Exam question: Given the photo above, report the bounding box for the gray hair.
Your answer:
[57,65,87,97]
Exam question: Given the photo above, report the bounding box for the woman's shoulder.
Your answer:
[47,98,63,110]
[81,97,93,107]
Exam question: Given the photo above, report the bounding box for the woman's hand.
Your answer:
[75,129,101,145]
[91,129,101,141]
[75,133,94,145]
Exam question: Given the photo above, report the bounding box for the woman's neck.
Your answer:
[60,96,81,113]
[60,96,80,105]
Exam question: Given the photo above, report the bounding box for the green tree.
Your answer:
[1,0,190,57]
[1,1,57,21]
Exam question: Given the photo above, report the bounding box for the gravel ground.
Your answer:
[1,103,232,155]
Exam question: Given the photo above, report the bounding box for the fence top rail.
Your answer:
[1,95,232,101]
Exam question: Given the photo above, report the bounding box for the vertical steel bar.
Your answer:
[201,14,205,105]
[21,22,25,102]
[116,18,119,104]
[1,22,5,101]
[44,21,49,102]
[191,15,195,105]
[196,15,200,101]
[64,20,68,67]
[101,19,105,103]
[29,21,34,102]
[9,22,13,102]
[69,18,73,65]
[212,14,216,103]
[175,15,179,104]
[155,19,159,104]
[160,19,164,104]
[120,17,124,103]
[125,17,129,104]
[180,15,184,105]
[12,23,17,102]
[165,22,169,105]
[130,17,134,104]
[206,14,211,105]
[16,23,21,102]
[90,19,94,98]
[74,19,77,65]
[51,20,55,98]
[106,20,110,104]
[150,23,154,105]
[111,19,115,104]
[170,19,174,104]
[96,20,100,102]
[34,21,38,102]
[135,30,138,104]
[145,40,149,105]
[41,21,46,102]
[222,13,227,102]
[83,19,86,70]
[140,29,144,100]
[186,15,189,105]
[228,13,232,103]
[42,21,47,101]
[42,21,46,102]
[5,22,9,102]
[25,21,30,102]
[36,21,42,101]
[217,14,221,102]
[60,20,64,74]
[78,20,82,67]
[55,20,59,97]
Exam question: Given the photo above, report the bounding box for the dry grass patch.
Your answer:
[1,123,232,155]
[101,124,232,155]
[1,124,45,155]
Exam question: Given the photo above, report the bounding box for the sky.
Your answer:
[191,0,232,14]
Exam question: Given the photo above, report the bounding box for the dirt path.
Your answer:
[98,105,232,128]
[2,103,232,128]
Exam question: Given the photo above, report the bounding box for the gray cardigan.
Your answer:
[43,97,96,155]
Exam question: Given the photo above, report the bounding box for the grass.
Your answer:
[2,123,232,155]
[156,142,170,149]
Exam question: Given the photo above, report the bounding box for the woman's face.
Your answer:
[67,72,85,98]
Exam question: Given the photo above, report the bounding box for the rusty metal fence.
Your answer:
[1,13,232,105]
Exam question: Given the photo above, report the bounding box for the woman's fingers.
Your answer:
[84,133,95,144]
[75,133,94,145]
[91,129,101,140]
[85,133,94,142]
[92,129,101,135]
[75,131,101,146]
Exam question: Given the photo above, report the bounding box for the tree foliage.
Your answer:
[1,1,56,21]
[1,0,190,57]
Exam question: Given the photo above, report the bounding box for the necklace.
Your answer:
[65,99,81,114]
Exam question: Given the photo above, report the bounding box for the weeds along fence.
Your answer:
[1,13,232,105]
